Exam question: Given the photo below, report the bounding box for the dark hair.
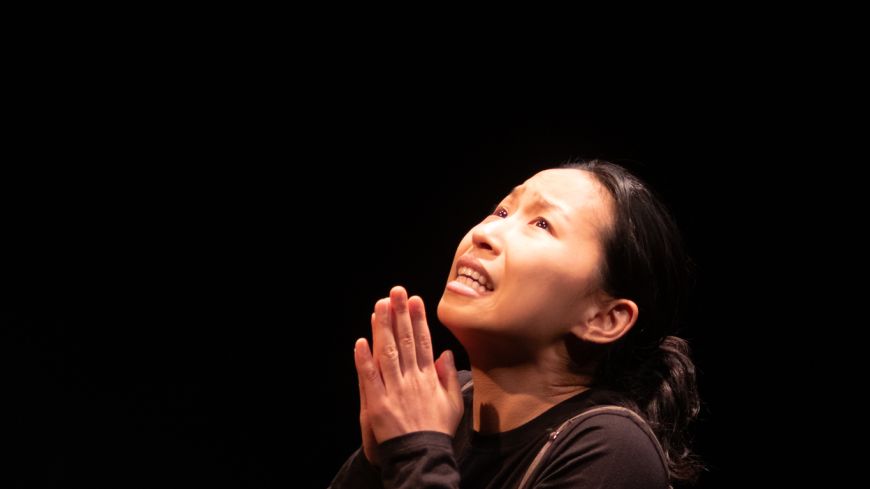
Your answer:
[562,159,703,486]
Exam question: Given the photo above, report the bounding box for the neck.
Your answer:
[470,361,593,433]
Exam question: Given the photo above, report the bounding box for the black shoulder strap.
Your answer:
[518,405,671,489]
[458,378,670,489]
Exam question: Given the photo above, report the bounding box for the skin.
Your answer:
[354,288,463,465]
[354,169,639,464]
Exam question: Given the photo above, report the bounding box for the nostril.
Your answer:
[471,225,499,253]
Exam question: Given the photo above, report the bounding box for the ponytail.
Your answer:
[561,160,704,486]
[642,336,702,484]
[593,335,702,485]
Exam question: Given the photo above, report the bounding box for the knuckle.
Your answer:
[381,344,399,360]
[416,333,432,350]
[399,335,415,349]
[363,366,380,382]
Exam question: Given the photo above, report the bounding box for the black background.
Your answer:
[7,94,825,488]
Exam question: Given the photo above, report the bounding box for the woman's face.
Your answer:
[437,169,614,348]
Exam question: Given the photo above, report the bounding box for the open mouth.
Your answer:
[455,266,494,292]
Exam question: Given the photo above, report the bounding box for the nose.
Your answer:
[471,219,503,254]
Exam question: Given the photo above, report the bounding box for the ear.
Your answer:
[571,298,639,345]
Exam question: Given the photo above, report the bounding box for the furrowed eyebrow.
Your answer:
[502,186,570,223]
[532,197,570,223]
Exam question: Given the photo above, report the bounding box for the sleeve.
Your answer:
[328,448,384,489]
[532,413,670,489]
[376,431,460,489]
[331,371,470,489]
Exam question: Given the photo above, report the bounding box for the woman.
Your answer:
[330,160,702,488]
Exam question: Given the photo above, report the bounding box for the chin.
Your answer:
[436,293,457,327]
[436,299,476,352]
[437,293,469,333]
[436,299,516,360]
[437,293,490,335]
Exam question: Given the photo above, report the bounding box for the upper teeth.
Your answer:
[458,266,493,290]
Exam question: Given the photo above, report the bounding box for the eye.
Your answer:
[493,206,509,218]
[534,218,550,231]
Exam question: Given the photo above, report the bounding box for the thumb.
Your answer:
[436,350,462,405]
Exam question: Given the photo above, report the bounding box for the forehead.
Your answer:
[508,169,613,234]
[513,169,609,210]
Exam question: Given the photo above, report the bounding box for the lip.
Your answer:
[446,279,488,298]
[455,255,494,290]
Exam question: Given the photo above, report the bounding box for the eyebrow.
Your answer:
[506,186,571,223]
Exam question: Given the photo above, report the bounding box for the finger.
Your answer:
[408,295,434,369]
[390,286,418,374]
[435,350,463,407]
[373,298,402,387]
[357,334,369,410]
[355,337,385,399]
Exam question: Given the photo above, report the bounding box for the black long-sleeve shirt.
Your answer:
[329,372,669,489]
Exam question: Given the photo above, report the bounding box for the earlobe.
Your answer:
[573,298,639,345]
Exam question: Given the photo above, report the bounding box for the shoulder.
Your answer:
[567,408,664,456]
[538,407,670,489]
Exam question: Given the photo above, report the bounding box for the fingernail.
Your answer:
[445,350,454,367]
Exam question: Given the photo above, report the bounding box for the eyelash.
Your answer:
[492,206,550,231]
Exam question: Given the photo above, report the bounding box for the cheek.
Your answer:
[512,273,580,306]
[501,260,591,317]
[452,231,474,259]
[447,232,474,276]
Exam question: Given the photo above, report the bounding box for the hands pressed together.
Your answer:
[354,286,465,465]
